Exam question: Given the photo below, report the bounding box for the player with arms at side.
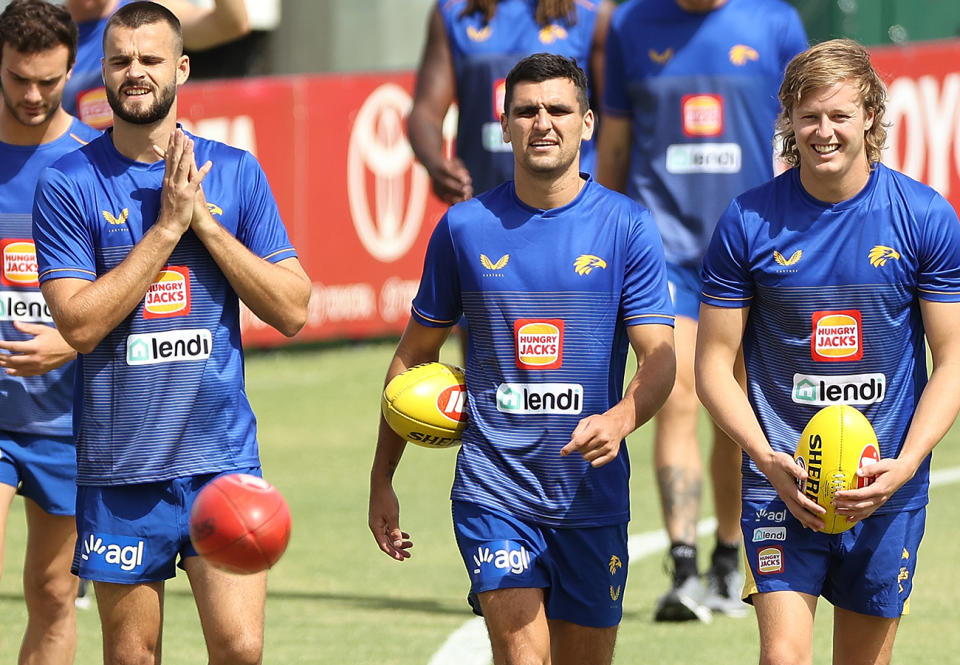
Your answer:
[596,0,807,620]
[62,0,249,129]
[696,39,960,665]
[31,3,309,663]
[0,2,100,662]
[370,53,676,665]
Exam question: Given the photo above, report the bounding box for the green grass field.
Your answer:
[2,339,959,664]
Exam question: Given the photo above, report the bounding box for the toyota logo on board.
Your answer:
[347,83,429,262]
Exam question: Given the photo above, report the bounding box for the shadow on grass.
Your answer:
[1,588,471,617]
[260,589,473,616]
[2,590,647,621]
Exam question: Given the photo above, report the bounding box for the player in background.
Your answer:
[408,0,613,360]
[696,39,960,664]
[0,1,101,662]
[31,3,309,663]
[370,53,676,665]
[409,0,614,203]
[62,0,249,129]
[595,0,807,621]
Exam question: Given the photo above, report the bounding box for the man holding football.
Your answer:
[369,53,676,665]
[696,39,960,665]
[31,2,309,663]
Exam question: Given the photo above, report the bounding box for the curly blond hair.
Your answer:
[775,39,888,167]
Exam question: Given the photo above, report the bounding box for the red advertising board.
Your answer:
[871,40,960,212]
[179,40,960,347]
[178,73,449,347]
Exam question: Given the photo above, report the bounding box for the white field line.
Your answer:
[427,465,960,665]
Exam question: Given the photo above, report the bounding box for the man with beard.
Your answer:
[62,0,249,129]
[0,2,100,662]
[30,3,310,663]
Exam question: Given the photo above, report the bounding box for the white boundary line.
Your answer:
[427,465,960,665]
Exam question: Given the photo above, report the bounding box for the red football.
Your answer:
[189,474,292,574]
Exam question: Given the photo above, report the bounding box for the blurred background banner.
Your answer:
[871,40,960,206]
[12,0,951,348]
[178,74,451,347]
[176,38,960,348]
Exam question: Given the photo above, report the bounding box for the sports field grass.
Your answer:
[1,339,959,664]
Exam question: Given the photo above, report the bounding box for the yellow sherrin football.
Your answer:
[794,405,880,534]
[381,362,467,448]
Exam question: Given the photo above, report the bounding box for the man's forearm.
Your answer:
[41,223,183,353]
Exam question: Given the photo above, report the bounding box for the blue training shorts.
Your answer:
[73,467,261,583]
[666,262,702,320]
[0,430,76,515]
[452,500,628,628]
[741,496,924,618]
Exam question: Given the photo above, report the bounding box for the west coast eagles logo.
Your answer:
[868,245,900,267]
[480,253,509,270]
[574,254,606,275]
[608,555,622,575]
[102,208,128,225]
[729,44,759,65]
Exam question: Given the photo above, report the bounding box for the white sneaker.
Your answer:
[75,578,92,610]
[654,575,712,623]
[704,567,748,618]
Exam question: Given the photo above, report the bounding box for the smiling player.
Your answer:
[696,39,960,665]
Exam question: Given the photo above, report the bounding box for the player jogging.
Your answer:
[696,39,960,665]
[596,0,807,621]
[369,53,676,665]
[0,1,100,661]
[31,3,310,663]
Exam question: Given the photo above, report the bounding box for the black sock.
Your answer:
[670,542,698,583]
[710,541,740,575]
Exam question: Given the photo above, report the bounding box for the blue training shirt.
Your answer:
[32,129,298,486]
[440,0,601,194]
[413,176,674,527]
[700,165,960,513]
[0,118,101,436]
[605,0,807,267]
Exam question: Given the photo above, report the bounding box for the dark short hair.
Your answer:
[104,1,183,56]
[504,53,589,115]
[0,0,78,69]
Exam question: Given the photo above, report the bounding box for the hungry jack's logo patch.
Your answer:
[811,310,862,362]
[1,239,38,287]
[143,266,191,319]
[515,319,564,370]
